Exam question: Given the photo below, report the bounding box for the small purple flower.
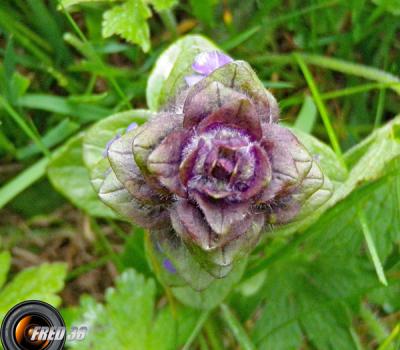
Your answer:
[126,122,138,133]
[163,259,177,274]
[103,133,121,158]
[185,51,233,86]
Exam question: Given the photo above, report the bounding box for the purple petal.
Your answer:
[185,74,205,87]
[126,122,138,133]
[163,259,177,274]
[192,51,233,76]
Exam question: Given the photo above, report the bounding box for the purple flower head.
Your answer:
[97,51,333,289]
[185,51,233,87]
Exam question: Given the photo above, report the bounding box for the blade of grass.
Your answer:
[220,303,255,350]
[0,95,50,157]
[182,310,211,350]
[59,3,132,109]
[294,95,317,133]
[378,324,400,350]
[251,53,400,95]
[0,157,49,209]
[358,208,388,286]
[294,53,342,157]
[280,82,400,109]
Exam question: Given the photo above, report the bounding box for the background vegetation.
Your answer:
[0,0,399,349]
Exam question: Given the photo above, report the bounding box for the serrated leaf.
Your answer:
[149,0,178,11]
[102,0,151,52]
[48,134,116,218]
[83,109,152,171]
[69,270,176,350]
[146,35,218,111]
[0,262,67,321]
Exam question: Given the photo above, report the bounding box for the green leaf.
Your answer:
[172,259,247,310]
[48,134,116,218]
[102,0,152,52]
[83,109,152,171]
[18,94,111,123]
[372,0,400,15]
[146,35,218,111]
[59,0,117,9]
[0,261,67,322]
[69,270,176,350]
[336,115,400,203]
[149,0,178,11]
[0,251,11,290]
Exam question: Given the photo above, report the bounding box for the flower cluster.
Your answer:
[97,51,332,289]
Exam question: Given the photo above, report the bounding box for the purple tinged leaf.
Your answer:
[147,130,191,197]
[107,129,162,204]
[99,170,169,229]
[193,192,250,236]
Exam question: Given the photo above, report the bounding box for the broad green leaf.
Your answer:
[102,0,151,52]
[0,262,67,322]
[344,115,400,167]
[83,109,152,171]
[0,251,11,290]
[69,270,176,350]
[48,134,115,218]
[146,35,218,111]
[292,128,348,184]
[59,0,117,9]
[362,160,400,262]
[149,0,178,11]
[336,116,400,203]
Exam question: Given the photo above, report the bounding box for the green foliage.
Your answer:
[102,0,152,52]
[0,252,67,322]
[61,0,178,52]
[150,0,178,12]
[1,0,400,349]
[146,34,217,110]
[69,270,176,350]
[47,134,116,218]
